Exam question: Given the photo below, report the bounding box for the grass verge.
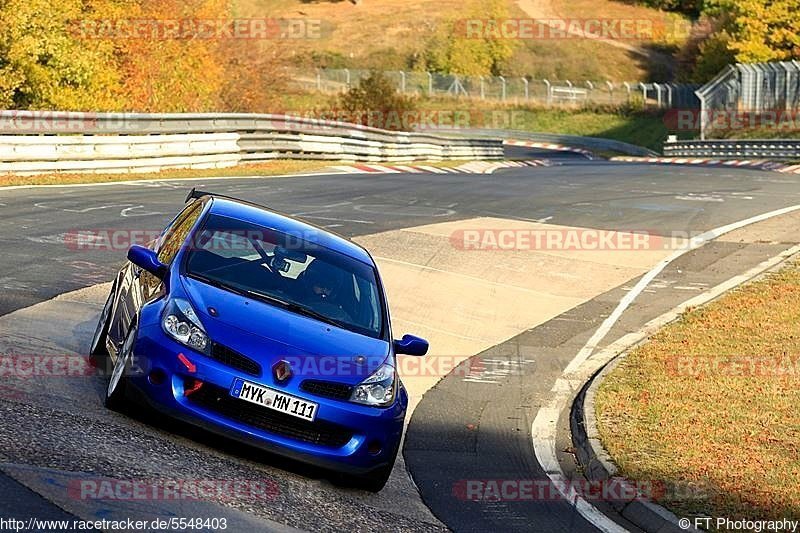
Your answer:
[280,90,672,152]
[235,0,684,81]
[0,160,329,188]
[595,263,800,523]
[0,159,475,188]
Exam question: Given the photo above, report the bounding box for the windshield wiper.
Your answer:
[243,289,348,329]
[188,273,248,297]
[190,274,349,330]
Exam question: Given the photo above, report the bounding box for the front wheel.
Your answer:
[90,285,115,356]
[341,443,399,492]
[105,322,136,411]
[353,463,393,492]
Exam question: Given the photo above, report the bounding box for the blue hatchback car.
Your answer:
[90,190,429,491]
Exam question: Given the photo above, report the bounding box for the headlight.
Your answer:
[162,298,209,354]
[350,363,396,407]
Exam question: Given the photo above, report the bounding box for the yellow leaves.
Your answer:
[420,0,518,77]
[0,0,285,112]
[703,0,800,65]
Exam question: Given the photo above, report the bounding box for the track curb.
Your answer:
[570,244,800,533]
[610,155,800,174]
[329,159,554,174]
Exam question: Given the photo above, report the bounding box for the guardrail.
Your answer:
[663,138,800,160]
[0,111,503,174]
[436,128,657,157]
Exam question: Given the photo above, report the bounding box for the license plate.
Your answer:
[230,378,318,422]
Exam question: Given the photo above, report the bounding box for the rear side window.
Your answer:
[157,203,203,265]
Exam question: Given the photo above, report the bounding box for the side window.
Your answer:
[157,203,203,265]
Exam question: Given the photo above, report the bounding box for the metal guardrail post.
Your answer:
[399,71,406,94]
[499,76,506,101]
[522,77,529,101]
[606,81,614,104]
[544,79,551,106]
[316,70,322,92]
[427,71,433,96]
[344,69,351,90]
[639,82,648,108]
[696,88,707,140]
[623,82,631,103]
[480,76,485,100]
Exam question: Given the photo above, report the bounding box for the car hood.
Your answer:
[180,276,390,384]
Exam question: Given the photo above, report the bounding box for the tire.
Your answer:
[104,322,136,412]
[354,463,393,493]
[342,443,399,492]
[89,285,115,357]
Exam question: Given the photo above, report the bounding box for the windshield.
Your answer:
[184,214,384,339]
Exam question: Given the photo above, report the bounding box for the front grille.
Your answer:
[187,383,353,448]
[209,342,261,376]
[300,380,353,401]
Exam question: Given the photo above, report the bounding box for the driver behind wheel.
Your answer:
[302,260,354,321]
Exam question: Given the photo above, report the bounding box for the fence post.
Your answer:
[639,82,648,108]
[499,76,506,101]
[544,79,551,106]
[606,81,614,104]
[654,83,663,107]
[522,77,529,101]
[480,76,485,100]
[344,69,351,90]
[316,70,322,91]
[782,62,792,111]
[427,71,433,96]
[585,81,594,102]
[399,71,406,94]
[697,91,707,140]
[623,82,631,103]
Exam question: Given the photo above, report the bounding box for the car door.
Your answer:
[108,201,204,352]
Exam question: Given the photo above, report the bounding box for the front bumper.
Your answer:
[128,323,406,475]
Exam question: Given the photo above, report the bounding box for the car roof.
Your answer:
[204,197,375,266]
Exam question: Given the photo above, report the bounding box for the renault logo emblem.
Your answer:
[273,360,293,384]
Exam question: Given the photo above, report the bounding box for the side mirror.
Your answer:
[393,334,429,356]
[128,245,167,278]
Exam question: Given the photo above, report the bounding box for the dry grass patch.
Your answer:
[0,159,477,188]
[595,264,800,522]
[0,161,331,188]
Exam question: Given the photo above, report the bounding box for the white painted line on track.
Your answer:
[532,201,800,532]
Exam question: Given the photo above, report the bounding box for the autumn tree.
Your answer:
[0,0,124,110]
[334,71,417,130]
[701,0,800,63]
[420,0,517,76]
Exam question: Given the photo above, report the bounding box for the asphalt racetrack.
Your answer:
[2,146,800,532]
